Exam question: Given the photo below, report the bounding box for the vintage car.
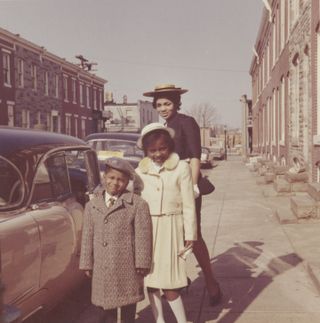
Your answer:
[200,147,215,169]
[84,132,143,169]
[0,127,100,322]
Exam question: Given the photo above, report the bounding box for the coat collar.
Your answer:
[93,185,134,208]
[138,153,180,174]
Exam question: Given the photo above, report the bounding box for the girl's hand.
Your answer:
[85,270,92,278]
[136,268,149,276]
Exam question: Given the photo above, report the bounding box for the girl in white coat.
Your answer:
[136,123,197,323]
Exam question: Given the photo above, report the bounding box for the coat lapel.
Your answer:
[91,187,134,218]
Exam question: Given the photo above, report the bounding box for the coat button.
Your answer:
[104,219,108,224]
[103,242,108,247]
[157,187,160,191]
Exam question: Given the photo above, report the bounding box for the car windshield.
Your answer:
[91,139,143,160]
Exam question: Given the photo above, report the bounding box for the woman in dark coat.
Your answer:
[80,157,152,323]
[143,84,222,306]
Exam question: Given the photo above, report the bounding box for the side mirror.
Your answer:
[84,150,101,194]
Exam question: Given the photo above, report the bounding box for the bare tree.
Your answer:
[183,102,218,127]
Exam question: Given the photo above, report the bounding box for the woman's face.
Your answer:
[146,136,171,165]
[155,98,177,120]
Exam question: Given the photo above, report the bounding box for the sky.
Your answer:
[0,0,264,129]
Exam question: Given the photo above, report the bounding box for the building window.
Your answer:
[63,75,68,102]
[81,118,86,138]
[272,89,276,144]
[17,58,24,88]
[80,83,84,106]
[46,112,51,131]
[317,32,320,135]
[65,114,72,135]
[272,21,276,67]
[86,86,90,108]
[72,78,77,103]
[31,64,37,90]
[280,77,285,143]
[7,104,14,126]
[280,0,286,51]
[93,88,97,110]
[74,116,78,137]
[44,71,49,96]
[292,54,299,142]
[3,51,11,87]
[51,111,60,133]
[55,74,59,98]
[98,89,102,110]
[22,109,30,128]
[290,0,299,29]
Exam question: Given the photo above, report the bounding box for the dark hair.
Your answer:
[152,93,181,110]
[142,130,175,155]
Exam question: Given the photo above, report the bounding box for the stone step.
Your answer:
[290,195,318,219]
[271,165,287,175]
[265,172,275,183]
[290,181,309,192]
[274,205,298,224]
[257,166,267,176]
[307,182,320,202]
[284,171,308,183]
[274,178,291,193]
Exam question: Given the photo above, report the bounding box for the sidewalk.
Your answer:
[136,156,320,323]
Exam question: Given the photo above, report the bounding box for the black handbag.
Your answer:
[198,175,215,195]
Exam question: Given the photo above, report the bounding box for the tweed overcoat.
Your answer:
[79,188,152,310]
[135,153,197,289]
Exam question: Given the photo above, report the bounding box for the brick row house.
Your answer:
[249,0,320,181]
[0,27,107,138]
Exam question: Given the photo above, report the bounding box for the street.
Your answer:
[29,156,320,323]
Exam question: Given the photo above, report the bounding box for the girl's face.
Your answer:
[103,168,129,196]
[146,137,171,165]
[155,98,177,120]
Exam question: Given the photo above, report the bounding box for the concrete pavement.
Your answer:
[136,156,320,323]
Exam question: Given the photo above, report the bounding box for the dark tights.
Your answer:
[193,196,220,296]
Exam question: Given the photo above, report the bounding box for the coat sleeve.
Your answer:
[79,202,94,270]
[180,162,197,241]
[134,198,152,269]
[181,116,201,159]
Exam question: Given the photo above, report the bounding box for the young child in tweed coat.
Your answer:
[79,157,152,323]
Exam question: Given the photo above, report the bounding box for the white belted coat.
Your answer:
[136,153,197,289]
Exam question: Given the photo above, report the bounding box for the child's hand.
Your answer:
[136,268,149,276]
[85,270,92,278]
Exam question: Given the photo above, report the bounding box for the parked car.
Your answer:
[0,127,100,322]
[207,145,225,160]
[201,147,215,169]
[85,132,143,169]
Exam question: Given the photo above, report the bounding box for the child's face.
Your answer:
[146,137,171,165]
[103,168,129,196]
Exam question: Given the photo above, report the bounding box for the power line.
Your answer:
[102,58,248,73]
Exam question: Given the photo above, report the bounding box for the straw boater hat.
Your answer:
[137,122,175,149]
[143,84,188,97]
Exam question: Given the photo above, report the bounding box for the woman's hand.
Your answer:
[136,268,150,276]
[185,240,194,249]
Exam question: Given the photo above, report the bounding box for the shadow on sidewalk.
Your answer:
[188,241,303,323]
